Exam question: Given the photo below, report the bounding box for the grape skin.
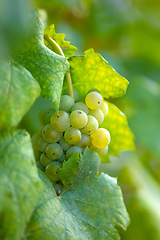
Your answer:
[88,109,104,124]
[71,102,89,114]
[85,91,103,110]
[90,128,111,148]
[81,115,99,135]
[42,124,63,143]
[70,110,88,129]
[37,138,49,152]
[64,127,81,144]
[66,146,83,159]
[45,161,62,181]
[99,102,109,116]
[59,95,74,112]
[46,143,63,160]
[50,111,70,132]
[40,153,53,167]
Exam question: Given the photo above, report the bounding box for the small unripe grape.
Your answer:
[90,128,111,148]
[59,136,71,151]
[46,143,63,160]
[50,111,70,132]
[31,129,42,150]
[85,91,103,110]
[39,108,54,126]
[70,110,88,129]
[76,134,91,148]
[81,115,99,135]
[37,161,45,172]
[37,138,49,152]
[71,102,89,114]
[45,161,62,181]
[66,146,83,159]
[40,153,53,167]
[54,183,63,196]
[64,89,79,102]
[59,95,74,112]
[95,146,108,156]
[88,109,104,124]
[42,124,62,143]
[64,127,81,144]
[57,153,66,164]
[44,110,55,124]
[100,102,109,116]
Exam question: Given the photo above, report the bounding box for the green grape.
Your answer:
[69,110,88,129]
[39,107,54,126]
[59,136,71,151]
[45,161,62,181]
[95,146,108,156]
[37,161,45,172]
[42,124,62,143]
[59,95,74,112]
[64,127,81,144]
[44,110,55,124]
[40,152,53,167]
[90,128,111,148]
[71,102,89,114]
[37,138,49,152]
[54,183,63,196]
[50,111,70,132]
[76,134,91,148]
[31,128,42,150]
[66,146,83,159]
[46,143,63,160]
[33,150,41,162]
[57,153,66,164]
[88,109,104,124]
[99,101,109,116]
[81,115,99,135]
[85,91,103,110]
[64,89,79,102]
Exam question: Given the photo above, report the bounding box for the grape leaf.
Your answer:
[100,102,135,159]
[11,13,69,110]
[27,148,130,240]
[0,130,42,240]
[44,24,77,57]
[0,61,40,130]
[66,48,129,98]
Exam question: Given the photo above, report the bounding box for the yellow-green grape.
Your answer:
[54,183,63,196]
[76,134,91,148]
[31,130,42,151]
[64,89,79,102]
[99,102,109,116]
[40,153,53,167]
[37,138,49,152]
[50,111,70,132]
[44,110,55,124]
[88,109,104,124]
[64,127,81,144]
[37,161,45,171]
[90,128,111,148]
[66,146,83,159]
[46,143,63,160]
[42,124,62,143]
[71,102,89,114]
[59,95,74,112]
[57,153,66,164]
[39,108,54,126]
[95,146,108,156]
[45,161,62,181]
[85,91,103,110]
[59,136,71,151]
[81,115,99,135]
[69,110,88,129]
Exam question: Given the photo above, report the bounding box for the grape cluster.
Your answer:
[32,90,110,195]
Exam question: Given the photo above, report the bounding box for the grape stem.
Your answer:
[44,34,74,101]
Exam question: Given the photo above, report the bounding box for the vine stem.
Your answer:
[44,34,74,101]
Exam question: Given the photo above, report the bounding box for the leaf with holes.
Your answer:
[65,48,129,98]
[0,130,42,240]
[44,24,77,57]
[0,61,40,130]
[100,101,135,160]
[26,148,129,240]
[11,13,69,110]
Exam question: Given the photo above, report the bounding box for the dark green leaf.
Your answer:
[66,48,129,99]
[0,61,40,130]
[100,101,135,159]
[11,13,69,110]
[27,148,129,240]
[44,24,77,57]
[0,130,42,240]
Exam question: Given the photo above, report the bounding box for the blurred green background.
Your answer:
[1,0,160,239]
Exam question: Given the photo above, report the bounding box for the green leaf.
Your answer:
[44,24,77,57]
[27,148,129,240]
[11,13,69,110]
[0,130,42,240]
[0,61,40,130]
[67,48,129,98]
[100,102,135,159]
